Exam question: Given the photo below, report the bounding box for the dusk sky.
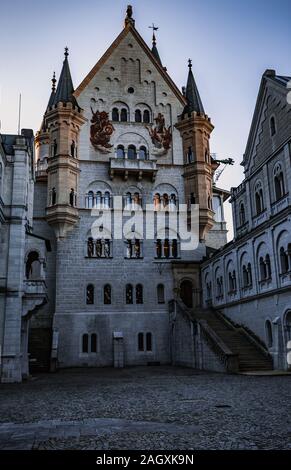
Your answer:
[0,0,290,236]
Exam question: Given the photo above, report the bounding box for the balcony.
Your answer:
[271,194,289,216]
[109,157,157,182]
[23,279,48,318]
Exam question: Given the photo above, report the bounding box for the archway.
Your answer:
[180,280,193,308]
[25,251,41,279]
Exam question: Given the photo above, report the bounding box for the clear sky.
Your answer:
[0,0,290,237]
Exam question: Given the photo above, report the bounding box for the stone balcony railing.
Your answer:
[253,210,268,228]
[236,221,249,239]
[109,157,157,181]
[271,194,289,216]
[23,279,47,295]
[23,279,48,317]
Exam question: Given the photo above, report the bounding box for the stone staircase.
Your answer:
[196,308,273,372]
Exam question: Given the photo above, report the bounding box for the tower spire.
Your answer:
[53,47,78,107]
[46,72,57,113]
[183,58,205,116]
[149,24,162,66]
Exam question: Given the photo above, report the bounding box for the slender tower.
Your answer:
[43,48,86,238]
[176,60,217,240]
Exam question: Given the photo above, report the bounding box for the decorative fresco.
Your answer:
[147,113,172,156]
[90,108,115,153]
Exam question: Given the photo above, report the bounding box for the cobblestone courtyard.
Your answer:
[0,367,291,450]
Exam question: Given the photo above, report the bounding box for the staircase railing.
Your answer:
[171,299,239,373]
[214,310,271,359]
[199,320,239,373]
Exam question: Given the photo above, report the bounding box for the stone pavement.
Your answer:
[0,366,291,450]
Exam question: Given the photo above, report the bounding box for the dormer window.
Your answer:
[270,116,276,137]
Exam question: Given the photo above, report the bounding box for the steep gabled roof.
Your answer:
[242,69,291,169]
[74,23,186,106]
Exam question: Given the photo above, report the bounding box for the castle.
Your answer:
[0,6,290,382]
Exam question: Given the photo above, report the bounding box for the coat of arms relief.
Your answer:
[90,108,115,153]
[90,106,172,157]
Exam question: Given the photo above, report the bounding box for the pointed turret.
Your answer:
[47,72,56,110]
[183,59,205,116]
[151,31,162,66]
[53,48,78,107]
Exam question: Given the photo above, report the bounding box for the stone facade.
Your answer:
[0,130,48,382]
[201,71,291,370]
[29,8,227,374]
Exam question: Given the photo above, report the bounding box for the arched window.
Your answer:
[86,284,94,305]
[265,320,273,348]
[139,146,147,160]
[169,194,177,211]
[117,145,125,158]
[112,108,119,122]
[146,332,152,351]
[270,116,276,136]
[239,203,246,226]
[135,109,142,122]
[138,333,144,351]
[242,265,248,288]
[172,239,178,259]
[280,247,289,274]
[164,239,170,258]
[274,163,285,200]
[136,284,143,304]
[133,239,141,258]
[53,139,57,157]
[71,140,76,158]
[51,187,57,206]
[157,284,165,304]
[125,192,132,210]
[143,110,150,123]
[156,239,162,258]
[120,108,128,122]
[91,333,97,353]
[265,254,271,279]
[69,189,75,207]
[128,145,137,160]
[154,193,161,210]
[82,334,89,353]
[104,284,111,304]
[104,191,110,209]
[247,263,253,286]
[26,251,41,280]
[187,146,194,163]
[126,284,133,304]
[259,256,266,281]
[255,181,264,214]
[87,191,94,209]
[96,191,102,209]
[87,237,94,257]
[162,193,169,209]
